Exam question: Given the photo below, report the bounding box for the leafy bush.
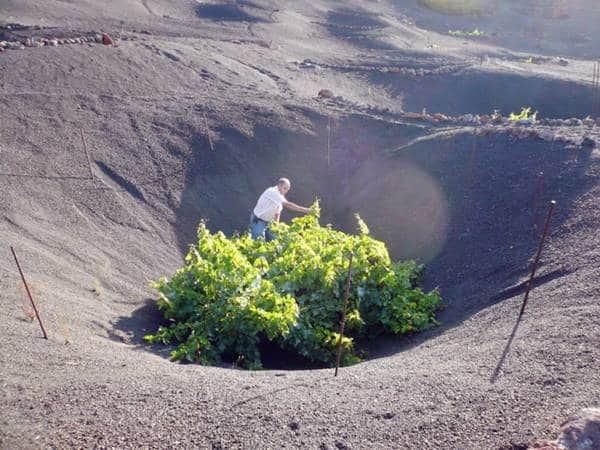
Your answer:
[509,107,538,123]
[145,203,441,369]
[448,27,486,37]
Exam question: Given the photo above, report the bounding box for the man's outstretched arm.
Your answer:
[283,201,311,214]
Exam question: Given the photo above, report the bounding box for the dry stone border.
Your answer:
[0,32,120,54]
[315,92,599,150]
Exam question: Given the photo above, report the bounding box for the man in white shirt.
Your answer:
[250,178,311,241]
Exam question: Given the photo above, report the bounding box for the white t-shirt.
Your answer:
[253,186,286,222]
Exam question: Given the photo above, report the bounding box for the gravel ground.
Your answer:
[1,1,599,449]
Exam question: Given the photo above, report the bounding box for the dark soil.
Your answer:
[1,1,599,449]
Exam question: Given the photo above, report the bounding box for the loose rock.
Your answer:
[318,89,334,99]
[557,408,600,449]
[538,130,555,142]
[582,136,596,147]
[102,33,114,46]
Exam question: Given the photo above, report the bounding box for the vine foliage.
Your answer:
[145,203,441,369]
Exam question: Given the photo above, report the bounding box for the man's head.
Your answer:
[277,177,291,195]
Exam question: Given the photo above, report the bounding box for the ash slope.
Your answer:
[1,1,599,449]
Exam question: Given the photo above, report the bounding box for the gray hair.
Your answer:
[278,177,291,187]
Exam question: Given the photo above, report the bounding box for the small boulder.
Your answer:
[317,89,334,99]
[528,440,561,449]
[538,130,555,142]
[582,136,596,147]
[94,34,102,43]
[0,46,4,53]
[47,39,58,46]
[23,38,34,47]
[557,408,600,449]
[403,111,426,120]
[102,33,114,45]
[459,113,474,124]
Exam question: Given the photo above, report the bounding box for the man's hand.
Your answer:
[283,201,311,215]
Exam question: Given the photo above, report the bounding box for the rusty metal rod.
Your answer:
[10,247,48,339]
[327,116,331,168]
[334,252,354,377]
[80,129,95,181]
[597,61,600,116]
[203,111,215,151]
[531,171,545,239]
[519,200,556,319]
[593,61,599,118]
[467,129,478,186]
[592,62,597,117]
[592,62,596,116]
[594,62,597,115]
[594,61,600,117]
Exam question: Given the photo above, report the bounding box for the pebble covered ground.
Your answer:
[1,1,599,449]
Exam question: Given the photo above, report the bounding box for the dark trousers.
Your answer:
[250,213,275,241]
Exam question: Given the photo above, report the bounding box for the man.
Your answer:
[250,178,311,241]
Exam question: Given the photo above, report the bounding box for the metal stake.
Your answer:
[467,128,478,187]
[592,62,597,117]
[519,200,556,319]
[10,247,48,339]
[80,129,95,181]
[531,171,544,239]
[334,253,353,377]
[326,116,331,168]
[594,61,600,117]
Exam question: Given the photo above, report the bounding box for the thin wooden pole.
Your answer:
[592,62,597,117]
[10,247,48,339]
[519,201,556,319]
[334,252,353,377]
[594,61,600,117]
[531,171,545,239]
[467,128,478,186]
[326,116,331,168]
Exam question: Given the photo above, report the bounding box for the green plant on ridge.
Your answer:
[509,107,538,123]
[448,27,486,37]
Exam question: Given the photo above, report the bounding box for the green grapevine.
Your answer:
[145,202,441,369]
